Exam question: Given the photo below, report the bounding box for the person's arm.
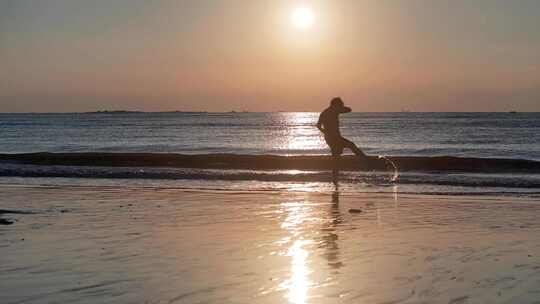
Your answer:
[316,115,325,133]
[339,106,352,114]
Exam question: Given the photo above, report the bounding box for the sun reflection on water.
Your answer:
[273,112,325,154]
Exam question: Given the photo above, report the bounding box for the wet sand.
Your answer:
[1,185,540,303]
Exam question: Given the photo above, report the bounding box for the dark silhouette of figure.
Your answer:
[317,97,366,158]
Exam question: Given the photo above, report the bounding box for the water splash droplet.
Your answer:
[378,155,399,182]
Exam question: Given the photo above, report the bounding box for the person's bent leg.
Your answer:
[330,141,344,157]
[342,138,367,157]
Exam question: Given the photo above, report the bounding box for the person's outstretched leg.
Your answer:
[342,138,367,157]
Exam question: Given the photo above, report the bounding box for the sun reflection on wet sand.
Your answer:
[276,190,346,303]
[278,201,316,304]
[283,239,312,304]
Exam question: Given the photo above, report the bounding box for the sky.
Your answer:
[1,0,539,112]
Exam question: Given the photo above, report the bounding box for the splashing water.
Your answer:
[378,155,400,182]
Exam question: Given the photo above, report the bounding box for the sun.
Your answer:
[291,7,315,30]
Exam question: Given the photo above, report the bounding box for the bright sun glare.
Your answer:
[291,7,315,30]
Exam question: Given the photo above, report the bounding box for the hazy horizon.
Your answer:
[2,110,540,114]
[8,107,540,114]
[1,0,539,112]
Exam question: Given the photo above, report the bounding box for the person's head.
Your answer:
[330,97,344,109]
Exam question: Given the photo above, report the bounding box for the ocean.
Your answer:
[1,112,539,195]
[2,112,539,158]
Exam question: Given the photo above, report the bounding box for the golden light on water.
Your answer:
[276,113,325,154]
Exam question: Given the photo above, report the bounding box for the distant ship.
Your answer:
[509,110,517,114]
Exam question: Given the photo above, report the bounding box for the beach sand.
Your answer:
[1,185,540,303]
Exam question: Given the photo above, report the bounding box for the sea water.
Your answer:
[1,112,539,159]
[0,112,539,195]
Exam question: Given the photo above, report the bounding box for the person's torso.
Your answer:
[320,108,341,136]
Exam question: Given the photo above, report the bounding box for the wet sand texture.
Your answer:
[1,186,540,303]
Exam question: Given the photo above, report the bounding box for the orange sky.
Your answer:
[1,0,539,112]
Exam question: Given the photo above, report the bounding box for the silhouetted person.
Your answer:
[317,97,366,158]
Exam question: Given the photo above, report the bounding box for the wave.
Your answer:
[0,163,539,189]
[1,152,540,173]
[1,182,538,198]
